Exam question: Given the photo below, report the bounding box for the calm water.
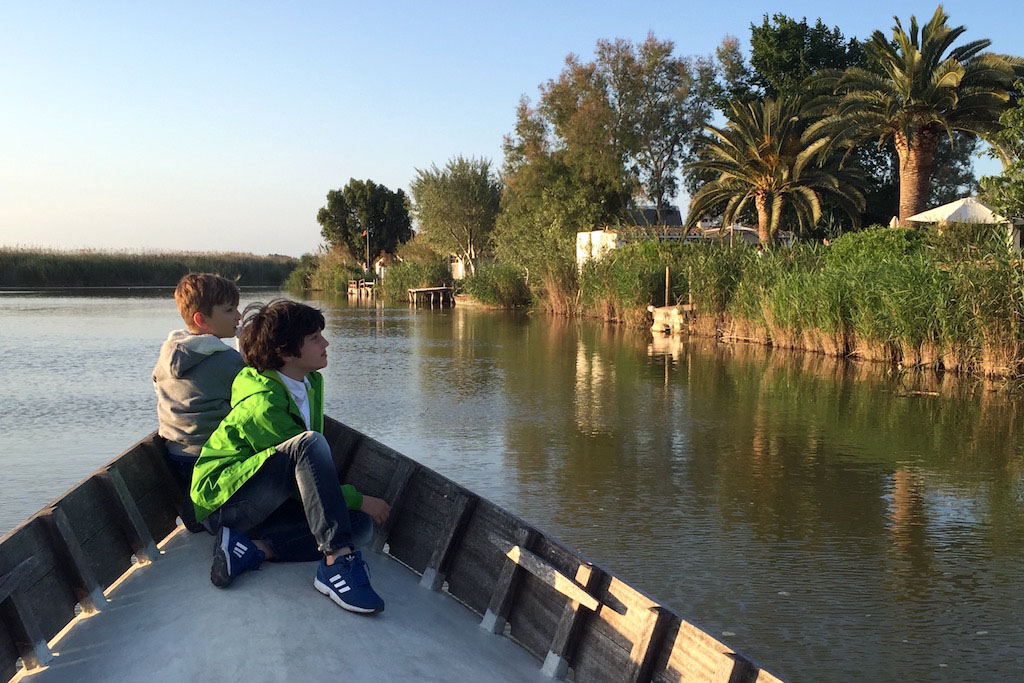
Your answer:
[1,289,1022,681]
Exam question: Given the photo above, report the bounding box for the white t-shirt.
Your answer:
[278,372,312,430]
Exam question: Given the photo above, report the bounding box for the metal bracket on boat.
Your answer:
[0,557,54,670]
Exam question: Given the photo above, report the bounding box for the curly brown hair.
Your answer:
[239,299,325,371]
[174,273,239,329]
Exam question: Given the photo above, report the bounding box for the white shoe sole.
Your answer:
[314,577,381,614]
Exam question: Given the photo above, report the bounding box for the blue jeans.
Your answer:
[201,431,372,561]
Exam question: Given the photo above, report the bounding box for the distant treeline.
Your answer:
[0,247,298,288]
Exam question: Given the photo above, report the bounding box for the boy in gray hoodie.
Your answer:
[153,273,244,528]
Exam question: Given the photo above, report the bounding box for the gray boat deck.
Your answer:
[20,527,545,682]
[2,425,786,683]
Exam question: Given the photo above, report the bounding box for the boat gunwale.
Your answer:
[0,419,786,683]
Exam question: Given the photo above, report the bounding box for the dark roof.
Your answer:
[625,207,684,227]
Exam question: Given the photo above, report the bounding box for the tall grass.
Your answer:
[462,263,532,307]
[578,227,1024,377]
[376,258,451,303]
[1,247,297,287]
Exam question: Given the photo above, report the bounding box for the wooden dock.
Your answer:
[408,286,454,307]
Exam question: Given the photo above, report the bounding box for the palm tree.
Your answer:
[806,6,1022,224]
[686,97,865,244]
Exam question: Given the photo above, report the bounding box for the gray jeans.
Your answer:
[201,431,371,559]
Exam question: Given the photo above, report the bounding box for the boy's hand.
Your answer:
[361,496,390,526]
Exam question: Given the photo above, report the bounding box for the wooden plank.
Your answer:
[0,619,18,683]
[504,545,600,611]
[479,528,537,634]
[0,518,80,643]
[41,507,108,613]
[64,478,135,589]
[134,437,194,534]
[506,571,570,661]
[323,417,364,479]
[0,558,35,604]
[344,438,402,500]
[445,501,532,616]
[501,537,599,663]
[0,558,52,670]
[420,491,476,590]
[100,468,159,563]
[623,605,670,683]
[385,469,461,574]
[572,576,668,683]
[371,456,417,553]
[652,617,784,683]
[541,562,606,678]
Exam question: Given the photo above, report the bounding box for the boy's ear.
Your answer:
[191,311,207,332]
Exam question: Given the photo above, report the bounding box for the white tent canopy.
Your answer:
[906,196,1022,251]
[906,196,1019,225]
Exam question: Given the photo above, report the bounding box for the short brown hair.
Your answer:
[174,273,240,328]
[240,299,325,372]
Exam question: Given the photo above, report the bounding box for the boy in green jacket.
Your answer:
[191,299,389,614]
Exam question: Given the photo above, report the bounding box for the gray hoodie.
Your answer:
[152,330,245,458]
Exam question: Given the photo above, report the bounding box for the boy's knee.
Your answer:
[295,430,326,446]
[293,431,331,458]
[276,431,330,460]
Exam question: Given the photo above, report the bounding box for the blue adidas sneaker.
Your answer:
[314,551,384,614]
[211,527,265,588]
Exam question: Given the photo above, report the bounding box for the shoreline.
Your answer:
[582,305,1024,382]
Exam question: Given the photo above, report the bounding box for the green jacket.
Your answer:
[190,367,363,522]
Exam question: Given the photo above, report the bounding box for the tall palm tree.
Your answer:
[806,6,1022,224]
[686,97,865,244]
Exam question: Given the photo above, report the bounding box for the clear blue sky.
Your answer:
[2,1,1020,256]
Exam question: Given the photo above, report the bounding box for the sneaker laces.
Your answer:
[343,553,371,586]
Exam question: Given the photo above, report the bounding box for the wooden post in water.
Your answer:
[665,266,670,307]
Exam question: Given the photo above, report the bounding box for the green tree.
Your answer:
[711,12,993,227]
[593,36,717,217]
[529,34,715,218]
[686,98,866,244]
[981,82,1024,220]
[709,36,758,113]
[496,35,715,303]
[807,6,1021,223]
[494,98,618,301]
[409,156,501,276]
[316,179,412,268]
[749,14,864,100]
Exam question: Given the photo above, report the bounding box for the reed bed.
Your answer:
[1,247,298,288]
[376,258,451,303]
[461,263,532,308]
[578,227,1024,377]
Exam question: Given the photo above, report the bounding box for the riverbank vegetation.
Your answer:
[0,247,297,288]
[461,264,532,308]
[581,228,1024,376]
